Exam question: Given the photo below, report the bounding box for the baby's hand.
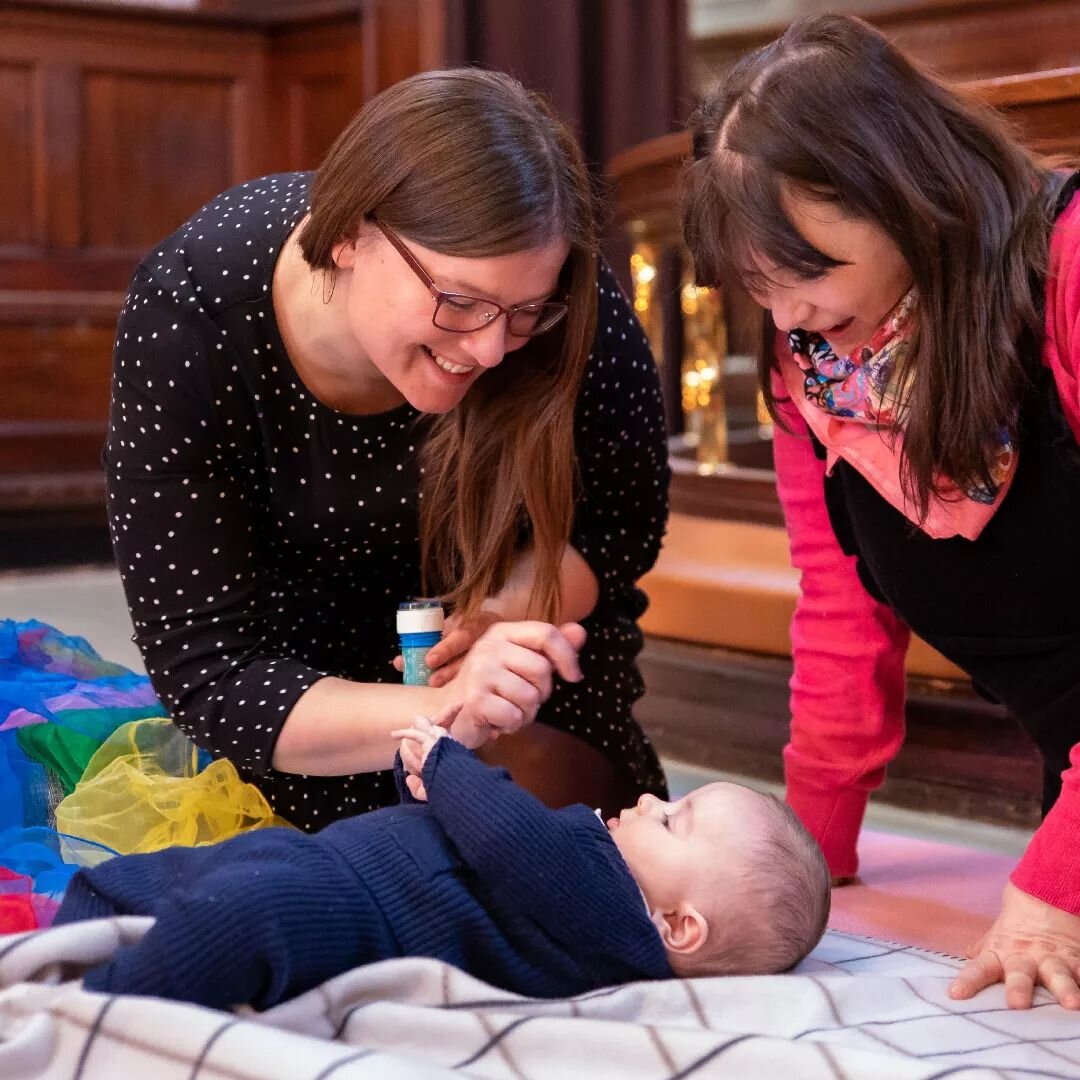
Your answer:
[393,715,446,770]
[392,711,457,800]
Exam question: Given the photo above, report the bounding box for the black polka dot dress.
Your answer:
[105,173,670,831]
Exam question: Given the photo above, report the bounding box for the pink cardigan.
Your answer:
[774,192,1080,913]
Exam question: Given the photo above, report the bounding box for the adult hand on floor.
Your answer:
[949,882,1080,1009]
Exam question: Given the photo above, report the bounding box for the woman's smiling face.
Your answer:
[332,225,569,414]
[748,187,914,353]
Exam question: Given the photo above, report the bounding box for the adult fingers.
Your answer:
[432,702,464,730]
[495,644,555,700]
[478,665,553,726]
[1039,958,1080,1010]
[426,627,474,671]
[428,657,464,688]
[457,676,533,734]
[558,621,588,653]
[949,951,1004,1001]
[1002,953,1039,1010]
[484,622,584,683]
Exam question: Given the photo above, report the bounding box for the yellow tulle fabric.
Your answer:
[54,718,292,854]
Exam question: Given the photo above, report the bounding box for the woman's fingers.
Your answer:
[1002,954,1039,1010]
[949,884,1080,1009]
[949,951,1004,1000]
[426,611,499,671]
[479,669,544,730]
[493,643,555,698]
[1040,959,1080,1010]
[428,658,464,688]
[536,622,585,682]
[426,626,473,671]
[478,621,584,683]
[557,621,588,654]
[431,702,464,730]
[430,620,587,747]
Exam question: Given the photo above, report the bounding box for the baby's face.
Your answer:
[607,783,767,914]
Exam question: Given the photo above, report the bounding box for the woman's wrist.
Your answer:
[271,676,451,776]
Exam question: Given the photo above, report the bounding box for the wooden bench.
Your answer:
[642,513,964,680]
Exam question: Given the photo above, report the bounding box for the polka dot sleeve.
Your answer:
[570,262,671,612]
[105,267,327,776]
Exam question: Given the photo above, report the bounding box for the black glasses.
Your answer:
[374,220,569,337]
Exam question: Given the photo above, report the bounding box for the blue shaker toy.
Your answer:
[397,600,445,686]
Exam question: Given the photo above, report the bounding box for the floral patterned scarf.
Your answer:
[788,291,1015,508]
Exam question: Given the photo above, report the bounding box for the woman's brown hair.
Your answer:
[300,68,599,619]
[682,14,1069,520]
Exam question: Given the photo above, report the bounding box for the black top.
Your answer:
[105,173,670,830]
[814,174,1080,815]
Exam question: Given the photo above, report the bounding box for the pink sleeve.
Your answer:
[1011,745,1080,916]
[1016,193,1080,914]
[1044,188,1080,444]
[771,365,911,877]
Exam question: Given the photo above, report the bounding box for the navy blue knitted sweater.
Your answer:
[55,738,671,1009]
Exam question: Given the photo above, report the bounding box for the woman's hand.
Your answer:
[391,609,503,686]
[426,609,503,687]
[441,620,586,749]
[949,882,1080,1009]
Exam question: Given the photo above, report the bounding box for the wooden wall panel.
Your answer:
[0,325,113,425]
[0,1,439,524]
[883,2,1080,81]
[269,18,364,171]
[694,0,1080,85]
[0,6,270,288]
[82,72,236,251]
[976,68,1080,159]
[361,0,443,102]
[0,64,39,249]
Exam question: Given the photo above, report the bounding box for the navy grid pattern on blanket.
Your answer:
[1,918,1079,1078]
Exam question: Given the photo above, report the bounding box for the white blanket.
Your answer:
[1,919,1078,1079]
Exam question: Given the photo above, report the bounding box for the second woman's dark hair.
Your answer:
[682,14,1067,519]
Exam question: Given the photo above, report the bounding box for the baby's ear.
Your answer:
[651,905,708,956]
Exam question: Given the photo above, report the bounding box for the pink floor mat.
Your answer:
[827,828,1018,958]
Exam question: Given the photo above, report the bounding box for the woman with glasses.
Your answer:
[104,68,670,828]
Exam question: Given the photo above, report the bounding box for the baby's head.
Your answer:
[607,784,830,977]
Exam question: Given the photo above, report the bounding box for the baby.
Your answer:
[54,707,830,1010]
